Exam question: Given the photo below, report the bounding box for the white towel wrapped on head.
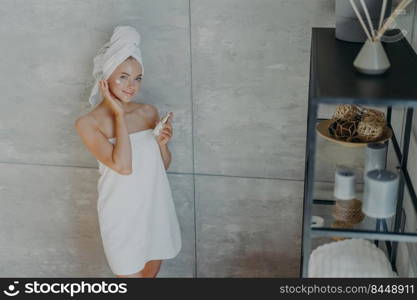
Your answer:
[88,25,144,107]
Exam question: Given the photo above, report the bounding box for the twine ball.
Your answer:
[332,104,361,121]
[357,111,386,142]
[328,105,387,143]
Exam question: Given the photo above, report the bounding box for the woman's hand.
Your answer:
[99,80,124,116]
[156,113,173,147]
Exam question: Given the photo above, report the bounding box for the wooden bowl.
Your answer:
[316,119,392,148]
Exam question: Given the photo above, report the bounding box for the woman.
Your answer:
[75,26,182,278]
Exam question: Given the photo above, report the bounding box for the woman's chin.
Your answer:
[117,95,132,102]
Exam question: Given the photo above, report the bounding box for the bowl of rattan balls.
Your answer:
[316,105,392,147]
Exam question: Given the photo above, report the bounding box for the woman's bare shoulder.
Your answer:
[133,102,158,120]
[74,111,99,134]
[75,103,112,133]
[136,103,159,118]
[135,103,159,128]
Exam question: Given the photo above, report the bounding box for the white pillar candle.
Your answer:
[365,142,387,176]
[334,168,356,200]
[363,169,399,218]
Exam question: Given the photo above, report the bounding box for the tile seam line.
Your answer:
[0,160,338,183]
[188,0,197,278]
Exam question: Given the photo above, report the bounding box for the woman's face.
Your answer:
[107,58,143,103]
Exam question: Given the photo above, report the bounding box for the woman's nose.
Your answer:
[126,79,136,90]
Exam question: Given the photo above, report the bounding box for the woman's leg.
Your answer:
[115,270,144,278]
[143,260,162,277]
[115,260,163,278]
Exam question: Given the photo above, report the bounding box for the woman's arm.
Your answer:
[111,113,133,173]
[75,112,133,175]
[75,79,133,175]
[159,144,172,170]
[149,105,173,170]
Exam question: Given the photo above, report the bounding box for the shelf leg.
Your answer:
[386,106,392,125]
[373,218,394,269]
[374,219,382,247]
[300,99,319,278]
[390,108,414,272]
[381,219,393,264]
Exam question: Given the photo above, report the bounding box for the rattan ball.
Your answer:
[328,105,387,143]
[357,115,385,142]
[328,119,361,142]
[332,104,361,121]
[363,108,386,123]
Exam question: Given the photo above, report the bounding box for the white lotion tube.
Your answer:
[153,112,172,137]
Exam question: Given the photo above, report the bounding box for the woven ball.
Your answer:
[363,108,386,123]
[332,105,361,121]
[328,106,387,143]
[357,114,385,142]
[328,119,361,142]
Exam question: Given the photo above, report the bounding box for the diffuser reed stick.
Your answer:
[349,0,373,41]
[360,0,376,39]
[375,0,414,41]
[378,0,388,30]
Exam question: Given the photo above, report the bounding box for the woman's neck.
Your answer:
[100,98,132,114]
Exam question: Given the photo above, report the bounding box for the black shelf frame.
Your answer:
[300,28,417,278]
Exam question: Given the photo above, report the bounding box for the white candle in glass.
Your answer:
[363,169,399,218]
[364,142,387,176]
[334,168,356,200]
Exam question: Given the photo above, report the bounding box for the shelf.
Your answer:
[313,115,417,215]
[310,28,417,106]
[301,28,417,277]
[312,199,382,230]
[311,200,417,240]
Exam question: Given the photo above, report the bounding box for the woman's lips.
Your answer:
[123,91,134,96]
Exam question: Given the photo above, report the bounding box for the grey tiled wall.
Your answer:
[0,0,194,277]
[0,0,352,277]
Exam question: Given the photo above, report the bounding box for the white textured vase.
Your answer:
[354,39,391,75]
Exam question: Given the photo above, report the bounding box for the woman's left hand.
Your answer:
[156,114,173,147]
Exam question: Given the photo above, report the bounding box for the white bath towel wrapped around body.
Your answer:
[97,129,182,275]
[90,26,182,275]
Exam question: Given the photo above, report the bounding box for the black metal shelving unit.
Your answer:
[300,28,417,278]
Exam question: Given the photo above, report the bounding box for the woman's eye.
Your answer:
[136,78,142,81]
[120,75,127,79]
